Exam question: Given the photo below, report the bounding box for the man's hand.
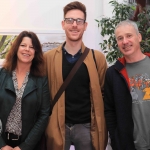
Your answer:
[1,145,13,150]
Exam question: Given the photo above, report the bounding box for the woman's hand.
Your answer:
[13,147,21,150]
[1,145,13,150]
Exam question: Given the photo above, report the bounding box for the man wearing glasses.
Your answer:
[44,1,108,150]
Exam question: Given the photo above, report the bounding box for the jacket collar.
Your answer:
[5,73,37,98]
[56,42,86,53]
[115,53,150,71]
[5,75,15,93]
[22,75,37,99]
[53,41,87,84]
[114,53,150,89]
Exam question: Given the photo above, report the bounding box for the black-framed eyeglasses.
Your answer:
[64,18,85,25]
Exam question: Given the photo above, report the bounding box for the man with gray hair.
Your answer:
[104,19,150,150]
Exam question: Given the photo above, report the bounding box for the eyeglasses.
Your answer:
[64,18,85,25]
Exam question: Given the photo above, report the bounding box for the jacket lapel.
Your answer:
[115,59,125,72]
[115,58,130,90]
[55,44,63,87]
[4,72,37,98]
[22,76,37,99]
[5,77,15,94]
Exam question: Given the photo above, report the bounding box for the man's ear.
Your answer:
[138,33,142,42]
[84,22,88,31]
[62,20,65,30]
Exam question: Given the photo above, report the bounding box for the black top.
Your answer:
[62,52,91,124]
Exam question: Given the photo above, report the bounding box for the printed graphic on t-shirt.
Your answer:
[129,73,150,104]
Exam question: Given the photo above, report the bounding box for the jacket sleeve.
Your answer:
[19,77,51,150]
[0,69,7,148]
[0,120,6,148]
[94,50,107,97]
[94,50,108,149]
[104,68,117,148]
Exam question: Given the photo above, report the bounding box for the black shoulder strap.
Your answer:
[91,49,98,70]
[51,47,90,109]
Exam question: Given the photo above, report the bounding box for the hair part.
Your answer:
[115,20,139,35]
[3,31,45,77]
[63,1,87,20]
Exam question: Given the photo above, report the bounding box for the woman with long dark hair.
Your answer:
[0,31,50,150]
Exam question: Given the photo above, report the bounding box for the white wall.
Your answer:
[0,0,105,50]
[77,0,103,50]
[0,0,120,48]
[0,0,70,31]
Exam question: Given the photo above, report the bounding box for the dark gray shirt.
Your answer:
[126,56,150,150]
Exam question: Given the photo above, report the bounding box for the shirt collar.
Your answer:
[62,43,82,56]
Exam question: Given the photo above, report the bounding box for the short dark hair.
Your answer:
[63,1,86,20]
[3,31,45,77]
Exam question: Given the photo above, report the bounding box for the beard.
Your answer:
[65,28,84,42]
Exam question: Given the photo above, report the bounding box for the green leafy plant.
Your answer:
[96,0,150,64]
[137,10,150,52]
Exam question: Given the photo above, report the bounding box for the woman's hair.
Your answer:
[3,31,45,77]
[63,1,86,20]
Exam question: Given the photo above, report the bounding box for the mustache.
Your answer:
[122,44,131,49]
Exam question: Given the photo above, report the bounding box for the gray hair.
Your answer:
[115,20,139,35]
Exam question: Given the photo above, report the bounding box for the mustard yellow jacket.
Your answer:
[44,43,108,150]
